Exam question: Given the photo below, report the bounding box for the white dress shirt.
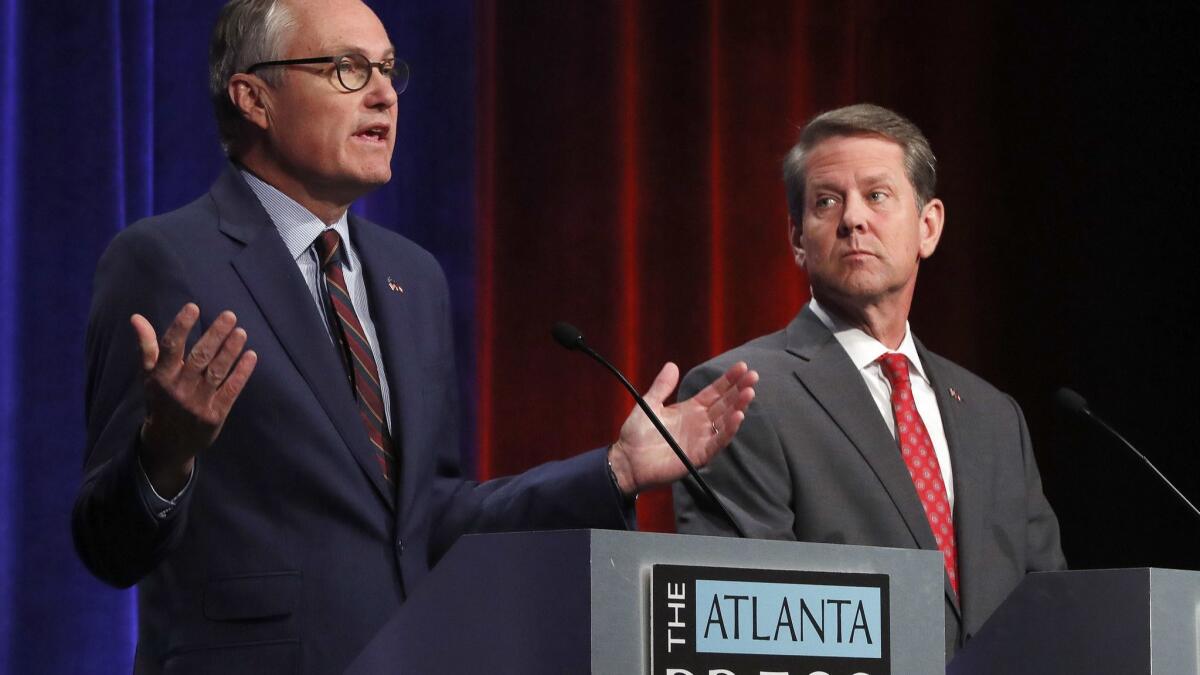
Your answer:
[808,298,955,508]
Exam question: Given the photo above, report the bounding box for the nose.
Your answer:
[837,192,870,237]
[363,68,398,111]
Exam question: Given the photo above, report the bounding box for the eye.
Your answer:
[378,60,395,77]
[868,190,888,202]
[814,196,838,210]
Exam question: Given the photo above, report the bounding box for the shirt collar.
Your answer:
[808,296,929,384]
[240,169,352,267]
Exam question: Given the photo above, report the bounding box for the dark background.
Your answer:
[1,1,1196,671]
[480,1,1200,569]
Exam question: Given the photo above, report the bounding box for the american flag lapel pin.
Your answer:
[386,276,404,294]
[948,386,962,402]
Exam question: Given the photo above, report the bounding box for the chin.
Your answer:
[352,165,393,188]
[826,275,890,301]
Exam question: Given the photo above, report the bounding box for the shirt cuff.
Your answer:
[606,450,638,509]
[137,453,194,520]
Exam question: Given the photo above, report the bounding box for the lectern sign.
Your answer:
[651,565,890,675]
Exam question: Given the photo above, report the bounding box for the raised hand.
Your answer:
[132,303,257,496]
[608,361,757,495]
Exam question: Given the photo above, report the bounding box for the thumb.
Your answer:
[643,362,679,405]
[130,314,159,371]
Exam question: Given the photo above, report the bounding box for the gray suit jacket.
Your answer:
[674,306,1066,659]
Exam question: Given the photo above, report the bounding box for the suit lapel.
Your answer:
[350,217,418,521]
[214,169,396,511]
[919,342,989,626]
[786,309,941,555]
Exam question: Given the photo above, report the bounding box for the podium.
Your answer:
[347,529,944,674]
[948,568,1200,674]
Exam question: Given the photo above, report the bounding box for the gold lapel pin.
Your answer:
[387,276,404,294]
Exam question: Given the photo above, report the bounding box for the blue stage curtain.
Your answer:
[0,1,475,671]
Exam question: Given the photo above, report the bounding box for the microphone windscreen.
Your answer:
[1054,387,1090,415]
[551,322,584,351]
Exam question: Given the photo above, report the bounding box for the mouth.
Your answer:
[842,249,877,260]
[352,123,391,145]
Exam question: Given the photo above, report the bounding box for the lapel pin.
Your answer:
[948,387,962,402]
[386,276,404,294]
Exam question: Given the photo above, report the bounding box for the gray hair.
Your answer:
[783,103,937,221]
[209,0,296,155]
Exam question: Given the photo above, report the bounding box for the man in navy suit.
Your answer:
[73,0,757,672]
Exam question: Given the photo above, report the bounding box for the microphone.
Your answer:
[552,321,746,538]
[1055,387,1200,523]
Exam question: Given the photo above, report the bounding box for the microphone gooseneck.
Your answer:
[1056,387,1200,523]
[552,322,747,538]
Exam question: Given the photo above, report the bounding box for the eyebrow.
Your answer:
[858,172,898,187]
[326,44,396,58]
[807,172,899,199]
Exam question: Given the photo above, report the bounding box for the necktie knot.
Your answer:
[314,229,344,270]
[878,352,910,387]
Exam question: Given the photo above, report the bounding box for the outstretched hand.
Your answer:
[608,361,757,495]
[132,303,257,496]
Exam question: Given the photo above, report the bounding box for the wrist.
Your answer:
[139,423,194,498]
[607,442,636,496]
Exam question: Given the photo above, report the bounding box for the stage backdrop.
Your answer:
[0,1,476,671]
[1,1,1196,672]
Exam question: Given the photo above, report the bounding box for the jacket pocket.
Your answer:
[203,571,301,621]
[161,639,300,675]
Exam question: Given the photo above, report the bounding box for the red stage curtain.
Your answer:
[476,0,1002,531]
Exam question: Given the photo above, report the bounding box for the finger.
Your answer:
[729,369,759,411]
[212,350,258,416]
[179,311,238,387]
[711,409,747,451]
[202,327,248,393]
[643,362,680,406]
[155,303,201,377]
[130,314,159,371]
[699,367,757,422]
[701,385,755,459]
[691,361,750,407]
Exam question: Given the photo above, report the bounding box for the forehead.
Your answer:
[283,0,393,56]
[804,135,906,186]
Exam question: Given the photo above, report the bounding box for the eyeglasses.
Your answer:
[246,53,410,94]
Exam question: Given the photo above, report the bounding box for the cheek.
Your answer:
[799,224,834,258]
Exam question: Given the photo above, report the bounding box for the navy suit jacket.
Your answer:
[74,168,628,674]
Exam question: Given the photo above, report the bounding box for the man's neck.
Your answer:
[236,153,351,226]
[813,291,912,350]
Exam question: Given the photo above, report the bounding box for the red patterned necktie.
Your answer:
[878,353,958,595]
[314,229,396,483]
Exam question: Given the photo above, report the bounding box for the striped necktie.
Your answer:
[314,229,396,482]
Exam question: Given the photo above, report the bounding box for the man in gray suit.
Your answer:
[674,103,1065,660]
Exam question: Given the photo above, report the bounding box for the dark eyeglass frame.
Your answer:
[245,53,410,94]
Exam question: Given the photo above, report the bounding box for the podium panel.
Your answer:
[948,568,1200,675]
[347,529,944,674]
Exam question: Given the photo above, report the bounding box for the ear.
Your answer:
[788,214,806,268]
[228,73,272,132]
[917,197,945,259]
